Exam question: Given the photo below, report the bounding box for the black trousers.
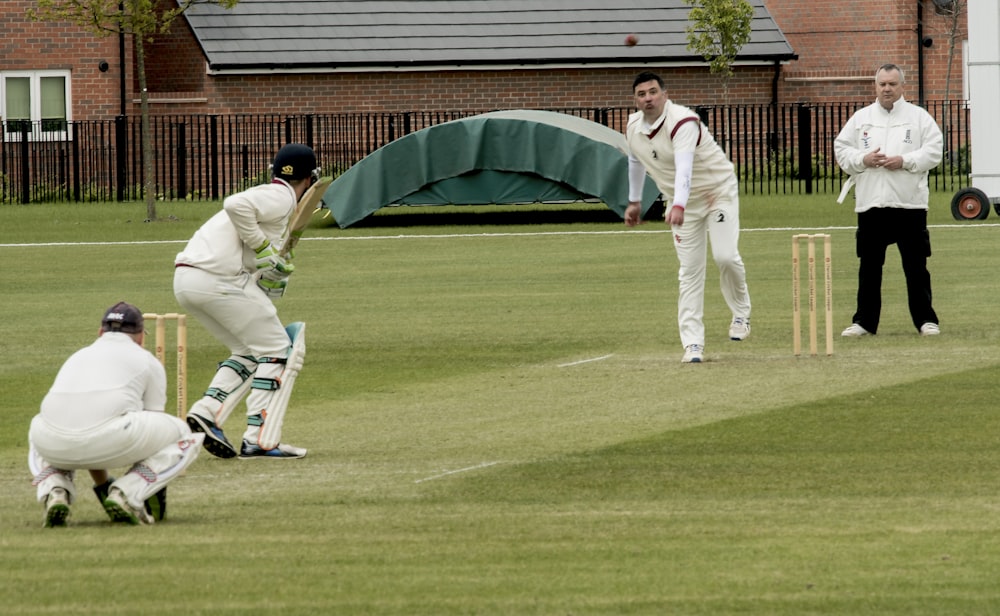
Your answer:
[852,207,938,334]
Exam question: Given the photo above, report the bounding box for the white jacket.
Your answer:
[834,97,943,212]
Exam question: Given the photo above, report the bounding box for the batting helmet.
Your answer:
[271,144,318,181]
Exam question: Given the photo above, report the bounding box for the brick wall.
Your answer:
[2,0,969,121]
[143,5,205,93]
[768,0,968,103]
[1,0,132,118]
[144,66,779,116]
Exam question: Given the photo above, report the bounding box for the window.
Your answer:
[1,71,71,138]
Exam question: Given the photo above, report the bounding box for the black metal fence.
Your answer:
[0,101,970,205]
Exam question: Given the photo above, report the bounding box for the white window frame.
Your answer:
[1,70,73,141]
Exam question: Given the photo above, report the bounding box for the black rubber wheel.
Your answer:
[951,187,990,220]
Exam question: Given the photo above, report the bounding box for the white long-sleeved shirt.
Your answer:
[175,179,298,275]
[39,333,167,431]
[834,97,943,212]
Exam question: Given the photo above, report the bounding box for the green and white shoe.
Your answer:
[44,488,70,528]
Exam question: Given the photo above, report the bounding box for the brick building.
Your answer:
[0,0,968,124]
[770,0,969,103]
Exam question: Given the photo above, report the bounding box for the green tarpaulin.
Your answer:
[323,110,660,228]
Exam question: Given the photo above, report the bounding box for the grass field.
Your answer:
[3,191,1000,614]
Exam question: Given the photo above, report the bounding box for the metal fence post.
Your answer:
[19,123,30,204]
[176,122,187,200]
[70,123,81,201]
[115,115,127,202]
[797,104,813,195]
[210,115,219,200]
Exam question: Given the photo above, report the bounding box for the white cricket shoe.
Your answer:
[681,344,704,363]
[729,317,751,341]
[103,487,154,525]
[239,440,307,459]
[841,323,870,337]
[44,487,70,528]
[920,322,940,336]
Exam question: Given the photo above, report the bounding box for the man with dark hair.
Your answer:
[624,71,752,363]
[28,302,204,526]
[834,63,942,337]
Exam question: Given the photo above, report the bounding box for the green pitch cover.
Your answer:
[323,110,660,228]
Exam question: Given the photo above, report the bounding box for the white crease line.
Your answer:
[558,353,614,368]
[2,223,995,249]
[414,461,501,484]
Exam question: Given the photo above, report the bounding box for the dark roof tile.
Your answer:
[183,0,795,71]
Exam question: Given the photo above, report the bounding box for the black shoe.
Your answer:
[186,414,238,459]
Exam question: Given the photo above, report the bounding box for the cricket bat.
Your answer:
[280,176,333,257]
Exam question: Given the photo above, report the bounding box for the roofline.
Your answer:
[206,56,798,75]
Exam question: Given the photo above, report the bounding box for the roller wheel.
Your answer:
[951,187,990,220]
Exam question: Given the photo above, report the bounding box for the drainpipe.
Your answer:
[917,1,926,105]
[770,61,780,154]
[772,60,780,106]
[119,1,127,116]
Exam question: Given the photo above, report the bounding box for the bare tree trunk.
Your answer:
[941,0,967,164]
[942,0,966,101]
[134,34,157,221]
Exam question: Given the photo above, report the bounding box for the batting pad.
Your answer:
[257,321,306,450]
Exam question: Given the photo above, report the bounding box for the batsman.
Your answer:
[174,143,323,459]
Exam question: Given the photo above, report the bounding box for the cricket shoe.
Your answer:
[239,440,307,459]
[681,344,704,363]
[841,323,870,337]
[729,317,751,341]
[920,322,940,336]
[44,487,70,528]
[186,413,238,459]
[103,487,154,525]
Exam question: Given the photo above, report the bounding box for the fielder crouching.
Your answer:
[28,302,204,527]
[173,144,316,460]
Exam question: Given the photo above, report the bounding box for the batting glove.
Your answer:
[257,270,289,299]
[254,242,295,275]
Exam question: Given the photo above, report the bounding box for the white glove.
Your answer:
[254,242,295,275]
[257,269,290,299]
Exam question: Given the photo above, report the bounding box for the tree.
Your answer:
[683,0,754,101]
[28,0,239,221]
[934,0,967,108]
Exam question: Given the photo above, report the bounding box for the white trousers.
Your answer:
[173,265,293,444]
[173,266,290,358]
[29,411,196,507]
[671,178,751,348]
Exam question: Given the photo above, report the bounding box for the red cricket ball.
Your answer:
[624,33,639,47]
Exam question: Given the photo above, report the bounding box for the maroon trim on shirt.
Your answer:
[670,116,702,145]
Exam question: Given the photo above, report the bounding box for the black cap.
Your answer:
[101,301,144,334]
[271,143,318,181]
